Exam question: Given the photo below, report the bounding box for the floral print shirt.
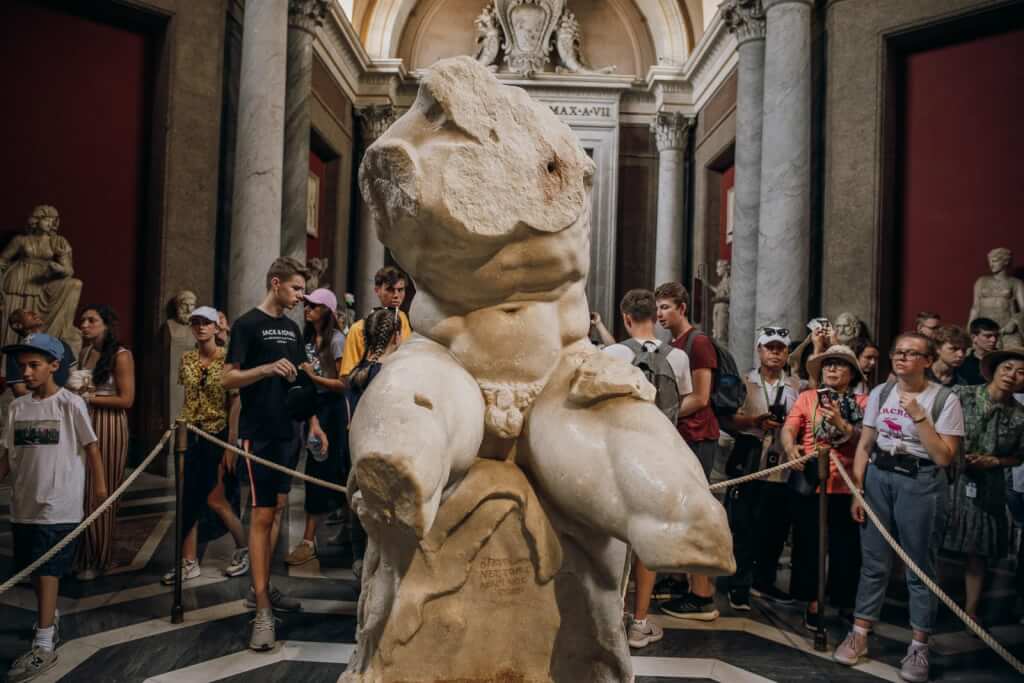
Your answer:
[178,349,231,433]
[953,384,1024,509]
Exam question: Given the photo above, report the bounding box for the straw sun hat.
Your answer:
[805,344,866,387]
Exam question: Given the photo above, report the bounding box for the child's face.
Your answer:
[18,352,59,390]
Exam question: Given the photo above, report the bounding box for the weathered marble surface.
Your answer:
[345,56,732,683]
[755,0,812,334]
[652,112,692,287]
[353,105,398,316]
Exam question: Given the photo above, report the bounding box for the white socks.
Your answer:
[909,640,928,653]
[33,625,55,652]
[633,617,648,627]
[853,624,869,637]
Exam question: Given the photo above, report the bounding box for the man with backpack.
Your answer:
[654,281,726,621]
[602,289,692,648]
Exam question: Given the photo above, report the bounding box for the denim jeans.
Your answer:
[853,462,948,633]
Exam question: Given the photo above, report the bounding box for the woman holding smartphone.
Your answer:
[781,345,868,630]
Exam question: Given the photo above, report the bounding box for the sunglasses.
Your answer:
[760,327,790,338]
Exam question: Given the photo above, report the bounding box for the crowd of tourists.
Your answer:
[1,259,1023,683]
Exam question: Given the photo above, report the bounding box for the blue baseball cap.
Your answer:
[2,333,65,362]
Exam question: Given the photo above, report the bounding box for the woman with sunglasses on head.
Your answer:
[834,332,964,683]
[781,345,868,631]
[163,306,249,584]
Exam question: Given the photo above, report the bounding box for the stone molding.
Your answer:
[357,104,399,142]
[652,111,692,151]
[288,0,329,34]
[763,0,814,10]
[721,0,767,45]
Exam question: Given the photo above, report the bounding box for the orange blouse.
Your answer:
[783,390,868,494]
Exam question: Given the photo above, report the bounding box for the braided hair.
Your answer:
[348,307,400,392]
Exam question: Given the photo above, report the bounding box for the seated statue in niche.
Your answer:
[708,259,730,344]
[346,57,733,683]
[0,205,83,356]
[969,247,1024,348]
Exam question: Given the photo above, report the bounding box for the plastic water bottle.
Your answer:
[308,433,327,462]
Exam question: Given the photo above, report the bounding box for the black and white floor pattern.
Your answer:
[1,461,1022,682]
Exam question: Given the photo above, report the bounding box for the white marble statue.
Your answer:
[473,2,501,70]
[834,311,863,346]
[0,205,83,355]
[306,257,328,291]
[709,259,731,344]
[164,289,197,428]
[554,10,616,75]
[345,56,733,683]
[969,247,1024,347]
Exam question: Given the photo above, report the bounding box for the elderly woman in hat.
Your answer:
[781,344,869,630]
[940,347,1024,625]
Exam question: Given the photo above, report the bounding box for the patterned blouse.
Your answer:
[178,348,231,433]
[953,384,1024,509]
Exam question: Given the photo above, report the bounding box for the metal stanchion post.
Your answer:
[171,421,188,624]
[814,446,829,651]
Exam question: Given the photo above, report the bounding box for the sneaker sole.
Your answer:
[628,633,663,649]
[750,591,794,605]
[160,573,200,586]
[833,652,867,667]
[284,555,317,566]
[729,602,751,612]
[8,654,59,683]
[661,609,720,622]
[249,641,276,652]
[224,566,250,577]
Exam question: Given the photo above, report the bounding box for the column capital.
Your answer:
[357,104,399,143]
[762,0,813,11]
[721,0,766,44]
[288,0,330,33]
[651,112,692,152]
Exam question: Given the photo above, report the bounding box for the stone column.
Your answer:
[754,0,812,334]
[652,112,693,287]
[228,0,289,321]
[354,105,398,316]
[723,0,767,371]
[281,0,329,264]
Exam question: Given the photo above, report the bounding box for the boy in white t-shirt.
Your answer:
[0,334,103,682]
[603,289,693,649]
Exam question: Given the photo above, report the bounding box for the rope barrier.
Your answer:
[186,424,347,495]
[0,429,174,597]
[708,453,816,492]
[829,453,1024,675]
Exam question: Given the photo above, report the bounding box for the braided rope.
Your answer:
[830,454,1024,675]
[186,424,347,495]
[0,429,174,596]
[708,453,816,492]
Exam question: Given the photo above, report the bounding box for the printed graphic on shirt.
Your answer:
[261,327,299,345]
[14,419,60,446]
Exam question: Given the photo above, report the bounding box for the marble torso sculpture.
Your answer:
[709,259,731,344]
[0,205,83,355]
[969,248,1024,347]
[164,290,197,427]
[834,311,863,346]
[346,56,733,683]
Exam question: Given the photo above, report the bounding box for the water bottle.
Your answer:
[308,433,327,462]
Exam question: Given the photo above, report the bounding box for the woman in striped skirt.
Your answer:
[74,305,135,580]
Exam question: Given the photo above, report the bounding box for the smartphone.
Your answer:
[807,317,831,333]
[817,388,832,409]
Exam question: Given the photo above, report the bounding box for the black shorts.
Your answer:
[243,436,300,508]
[182,428,229,534]
[13,523,79,577]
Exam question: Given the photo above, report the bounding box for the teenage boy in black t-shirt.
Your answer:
[223,256,329,651]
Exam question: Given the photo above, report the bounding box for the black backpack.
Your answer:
[685,330,747,417]
[622,339,680,424]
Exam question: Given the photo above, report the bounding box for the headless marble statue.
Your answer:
[344,57,733,683]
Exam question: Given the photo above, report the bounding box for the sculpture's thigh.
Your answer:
[350,335,485,537]
[523,373,734,575]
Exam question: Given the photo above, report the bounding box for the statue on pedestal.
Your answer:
[164,290,197,428]
[0,205,83,355]
[708,259,730,344]
[834,311,863,346]
[346,57,733,683]
[969,247,1024,348]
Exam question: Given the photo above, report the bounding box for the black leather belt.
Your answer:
[871,448,934,477]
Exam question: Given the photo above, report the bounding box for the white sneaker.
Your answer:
[627,618,664,648]
[161,559,201,586]
[8,647,58,682]
[249,608,278,651]
[225,548,250,577]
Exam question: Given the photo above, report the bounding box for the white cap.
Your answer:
[189,306,219,324]
[756,327,791,348]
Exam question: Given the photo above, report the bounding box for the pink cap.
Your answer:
[302,288,338,312]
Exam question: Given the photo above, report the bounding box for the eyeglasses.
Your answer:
[822,359,853,370]
[760,327,790,338]
[891,350,929,360]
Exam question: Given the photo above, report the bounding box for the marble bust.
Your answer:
[164,289,197,427]
[346,56,733,683]
[834,311,862,345]
[969,247,1024,347]
[709,259,731,344]
[0,205,83,355]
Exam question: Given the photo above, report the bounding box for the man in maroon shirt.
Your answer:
[653,281,720,621]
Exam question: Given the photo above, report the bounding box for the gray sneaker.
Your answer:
[833,630,868,666]
[8,647,58,682]
[249,608,277,652]
[245,584,302,612]
[627,618,663,648]
[899,646,929,683]
[225,548,250,577]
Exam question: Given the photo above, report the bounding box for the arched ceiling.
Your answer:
[357,0,698,69]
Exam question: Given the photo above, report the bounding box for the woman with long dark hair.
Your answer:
[74,305,135,580]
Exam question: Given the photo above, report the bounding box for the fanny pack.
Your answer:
[871,446,934,477]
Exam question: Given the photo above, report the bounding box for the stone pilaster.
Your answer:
[228,0,289,321]
[652,111,692,287]
[281,0,329,267]
[722,0,766,371]
[754,0,813,334]
[355,105,399,315]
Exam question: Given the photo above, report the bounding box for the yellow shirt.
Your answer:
[339,310,412,375]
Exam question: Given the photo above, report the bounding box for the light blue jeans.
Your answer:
[853,462,949,633]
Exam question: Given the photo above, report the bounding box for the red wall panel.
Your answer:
[307,150,325,259]
[898,28,1024,331]
[0,1,151,348]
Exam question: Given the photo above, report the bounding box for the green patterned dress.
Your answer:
[941,385,1024,558]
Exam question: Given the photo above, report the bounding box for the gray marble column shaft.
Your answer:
[280,0,329,264]
[355,105,398,316]
[723,0,767,371]
[754,0,812,334]
[652,112,692,287]
[228,0,289,321]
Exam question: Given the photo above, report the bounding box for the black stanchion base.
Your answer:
[814,630,828,651]
[171,606,184,624]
